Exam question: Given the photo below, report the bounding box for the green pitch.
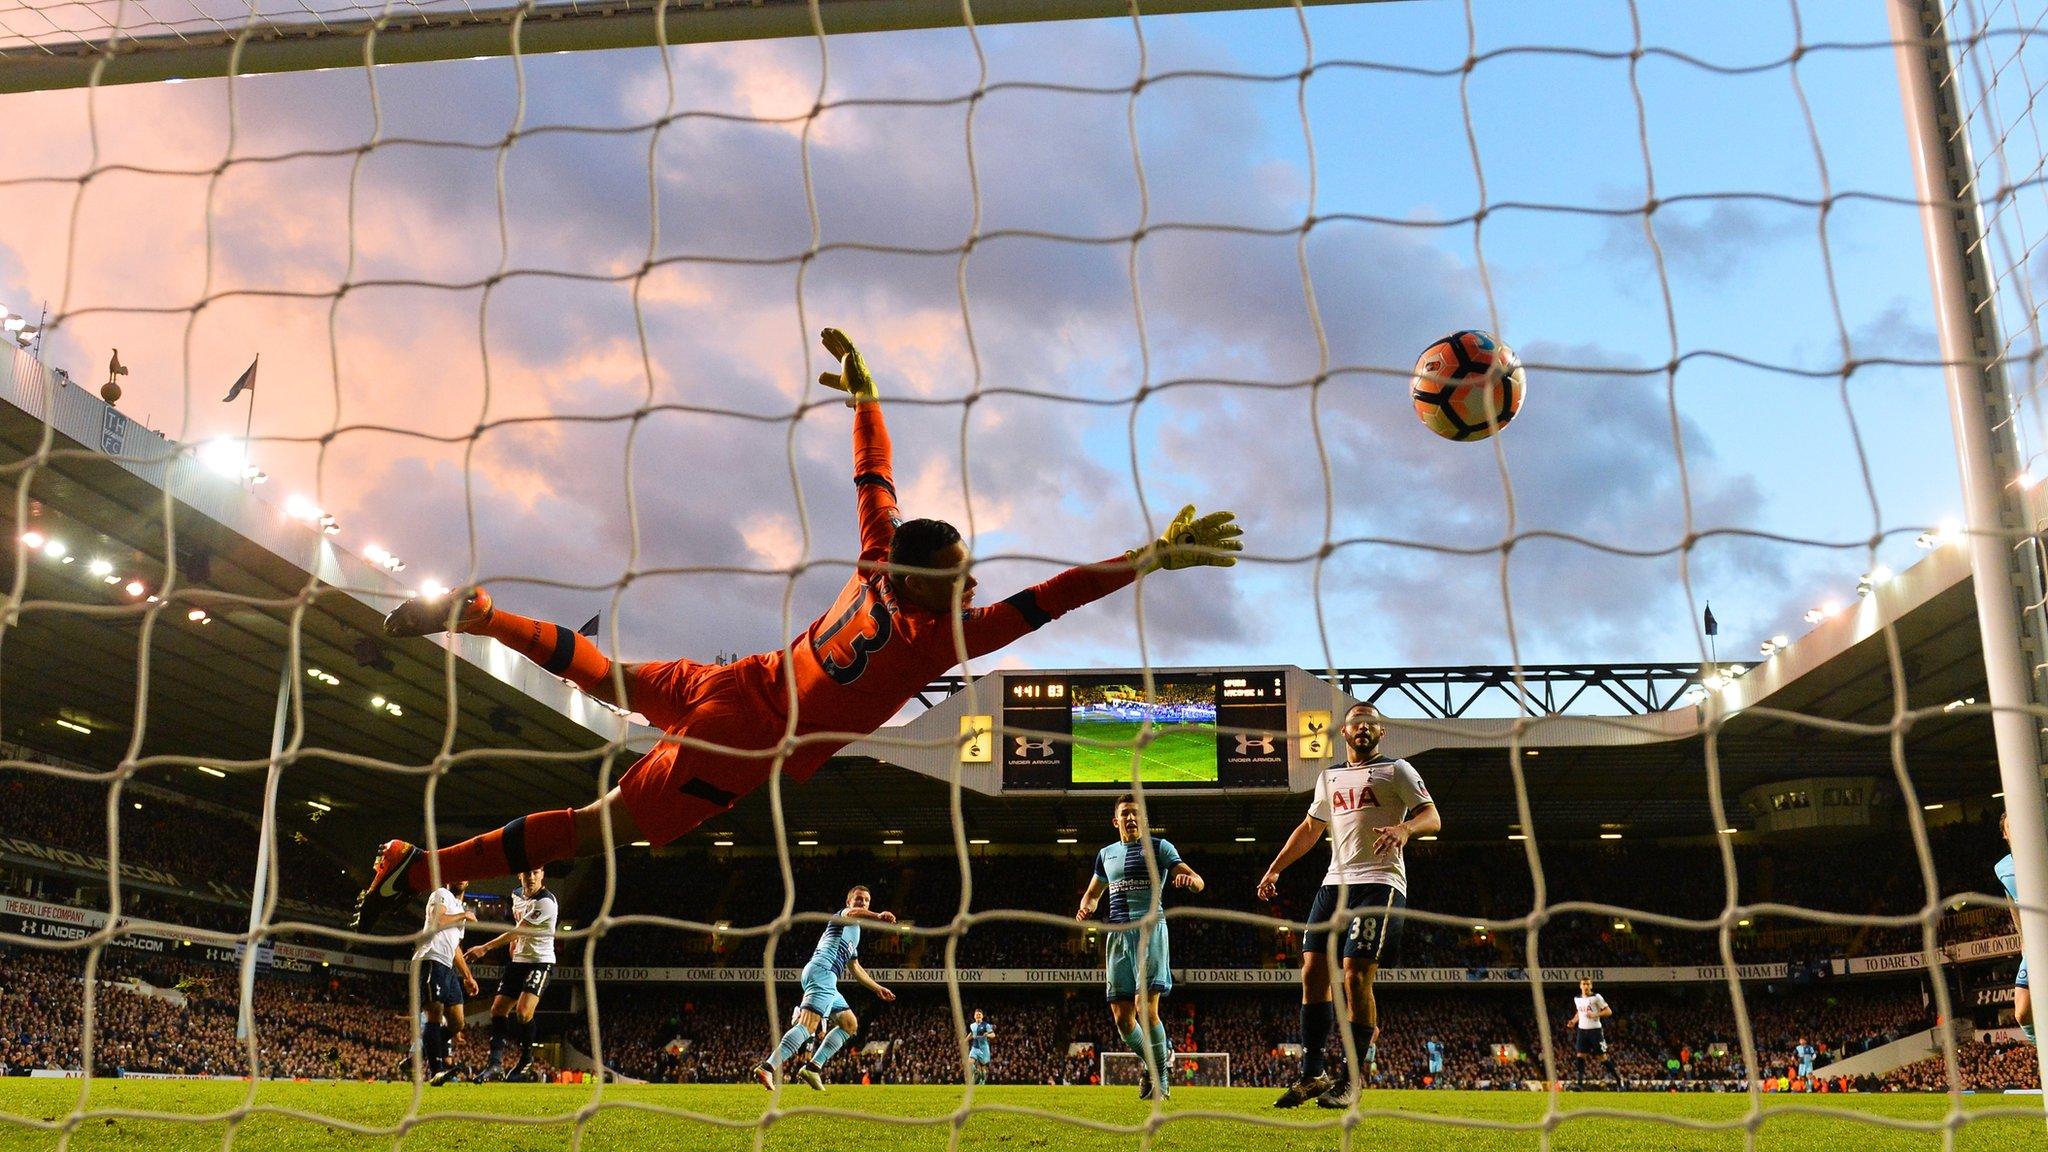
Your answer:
[1072,721,1217,785]
[0,1082,2040,1152]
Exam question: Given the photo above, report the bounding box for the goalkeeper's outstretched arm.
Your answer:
[958,503,1244,658]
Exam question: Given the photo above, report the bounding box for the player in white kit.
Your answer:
[1567,977,1621,1089]
[1258,702,1439,1108]
[416,881,481,1086]
[464,867,559,1082]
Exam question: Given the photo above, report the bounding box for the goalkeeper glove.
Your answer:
[817,327,879,407]
[1126,504,1243,574]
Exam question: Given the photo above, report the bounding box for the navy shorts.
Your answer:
[496,962,553,1001]
[420,960,465,1006]
[1303,882,1404,964]
[1574,1027,1608,1056]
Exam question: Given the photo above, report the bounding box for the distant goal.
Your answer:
[1099,1051,1230,1089]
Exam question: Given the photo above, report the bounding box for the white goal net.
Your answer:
[1101,1050,1229,1088]
[1,0,2047,1149]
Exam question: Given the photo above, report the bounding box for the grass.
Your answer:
[0,1082,2042,1152]
[1072,721,1218,785]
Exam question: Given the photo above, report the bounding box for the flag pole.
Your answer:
[240,354,259,487]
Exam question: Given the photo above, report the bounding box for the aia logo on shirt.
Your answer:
[1329,785,1383,812]
[813,576,893,684]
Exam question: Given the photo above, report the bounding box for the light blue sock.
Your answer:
[1147,1023,1173,1082]
[771,1024,812,1065]
[1123,1028,1148,1056]
[2024,1023,2038,1046]
[811,1026,852,1068]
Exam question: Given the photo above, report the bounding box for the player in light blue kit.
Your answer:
[1997,811,2036,1044]
[1424,1037,1445,1086]
[1076,794,1205,1100]
[754,885,898,1090]
[1794,1038,1817,1082]
[967,1008,995,1083]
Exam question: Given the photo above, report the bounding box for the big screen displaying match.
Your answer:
[999,671,1288,791]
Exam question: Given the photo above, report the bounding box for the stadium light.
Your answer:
[631,840,651,847]
[1943,696,1975,712]
[968,838,989,845]
[1234,836,1256,843]
[306,800,332,812]
[124,580,145,597]
[1737,919,1752,927]
[797,839,819,847]
[1507,833,1526,841]
[1416,835,1437,841]
[1771,634,1789,650]
[418,579,450,600]
[1923,803,1944,811]
[132,802,142,810]
[882,838,904,846]
[17,531,44,549]
[1719,827,1739,835]
[362,544,405,572]
[285,494,324,523]
[2020,469,2044,490]
[41,539,65,560]
[196,766,226,778]
[187,609,207,622]
[1599,833,1623,840]
[54,720,90,734]
[198,439,247,479]
[1055,837,1078,844]
[87,558,113,577]
[713,839,735,847]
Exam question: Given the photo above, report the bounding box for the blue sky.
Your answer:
[0,0,1998,679]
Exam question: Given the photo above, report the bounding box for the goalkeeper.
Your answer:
[353,328,1243,930]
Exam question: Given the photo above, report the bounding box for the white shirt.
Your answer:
[414,887,467,967]
[511,889,559,964]
[1309,755,1433,893]
[1574,993,1609,1030]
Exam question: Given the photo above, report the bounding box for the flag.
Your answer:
[577,614,600,638]
[221,356,258,403]
[107,349,127,380]
[1703,603,1719,637]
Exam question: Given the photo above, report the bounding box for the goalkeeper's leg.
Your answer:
[385,587,632,706]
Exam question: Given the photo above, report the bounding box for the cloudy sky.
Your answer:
[0,0,2021,680]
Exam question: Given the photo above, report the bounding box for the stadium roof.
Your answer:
[0,350,627,829]
[0,345,2012,854]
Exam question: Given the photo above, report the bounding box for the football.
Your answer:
[1410,330,1527,441]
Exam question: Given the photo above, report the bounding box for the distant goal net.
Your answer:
[1100,1051,1230,1089]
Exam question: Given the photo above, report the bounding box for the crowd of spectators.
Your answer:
[575,814,2019,973]
[0,946,412,1080]
[1881,1039,2041,1091]
[0,768,360,918]
[567,978,1999,1092]
[3,936,2034,1093]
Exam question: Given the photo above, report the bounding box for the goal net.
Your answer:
[0,0,2047,1148]
[1100,1050,1230,1088]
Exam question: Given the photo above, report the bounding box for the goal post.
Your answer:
[1099,1051,1230,1089]
[1888,0,2048,1099]
[0,0,1409,93]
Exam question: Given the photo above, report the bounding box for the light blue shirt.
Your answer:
[811,916,862,977]
[1997,852,2020,903]
[1092,837,1183,925]
[969,1020,993,1057]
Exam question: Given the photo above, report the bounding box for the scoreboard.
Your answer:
[999,670,1290,791]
